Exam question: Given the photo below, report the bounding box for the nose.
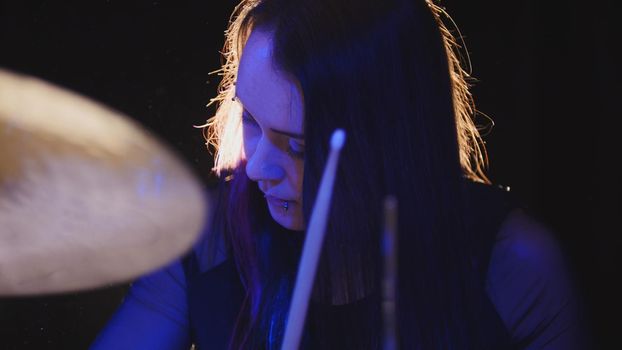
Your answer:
[245,138,286,182]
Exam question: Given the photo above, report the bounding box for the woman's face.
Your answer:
[236,28,305,231]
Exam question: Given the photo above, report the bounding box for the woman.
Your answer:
[91,0,582,348]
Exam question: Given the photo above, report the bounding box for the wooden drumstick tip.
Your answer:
[330,129,346,151]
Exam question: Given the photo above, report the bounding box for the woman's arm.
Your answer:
[89,259,192,350]
[486,209,588,349]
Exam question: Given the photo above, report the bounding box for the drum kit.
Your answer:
[0,68,396,349]
[0,68,206,296]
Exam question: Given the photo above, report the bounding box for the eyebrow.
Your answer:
[270,127,305,140]
[234,95,305,140]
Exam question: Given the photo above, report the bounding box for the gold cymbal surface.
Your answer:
[0,69,207,296]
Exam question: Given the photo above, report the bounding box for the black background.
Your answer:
[0,0,620,348]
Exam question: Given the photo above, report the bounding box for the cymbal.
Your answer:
[0,69,207,296]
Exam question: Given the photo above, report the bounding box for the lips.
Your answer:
[258,184,297,205]
[260,186,295,203]
[264,194,290,205]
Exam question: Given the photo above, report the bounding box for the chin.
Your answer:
[268,207,304,231]
[272,215,305,231]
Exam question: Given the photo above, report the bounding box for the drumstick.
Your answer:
[281,129,346,350]
[382,196,398,350]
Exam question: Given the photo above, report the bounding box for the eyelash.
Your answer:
[241,110,305,160]
[241,110,257,126]
[287,144,305,159]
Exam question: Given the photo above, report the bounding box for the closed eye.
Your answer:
[241,109,258,126]
[287,140,305,159]
[239,102,304,159]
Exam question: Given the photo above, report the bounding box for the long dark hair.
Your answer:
[201,0,491,348]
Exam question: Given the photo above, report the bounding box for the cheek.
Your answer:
[242,126,260,159]
[291,161,304,195]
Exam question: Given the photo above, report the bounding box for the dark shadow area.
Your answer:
[0,284,129,349]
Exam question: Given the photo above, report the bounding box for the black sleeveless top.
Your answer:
[181,182,518,349]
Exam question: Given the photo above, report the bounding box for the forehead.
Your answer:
[236,28,303,131]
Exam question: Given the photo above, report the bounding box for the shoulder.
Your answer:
[490,209,565,272]
[198,186,229,269]
[486,209,583,349]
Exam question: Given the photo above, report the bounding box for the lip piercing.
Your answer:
[282,200,289,212]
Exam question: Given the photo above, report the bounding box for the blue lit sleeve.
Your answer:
[89,259,191,350]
